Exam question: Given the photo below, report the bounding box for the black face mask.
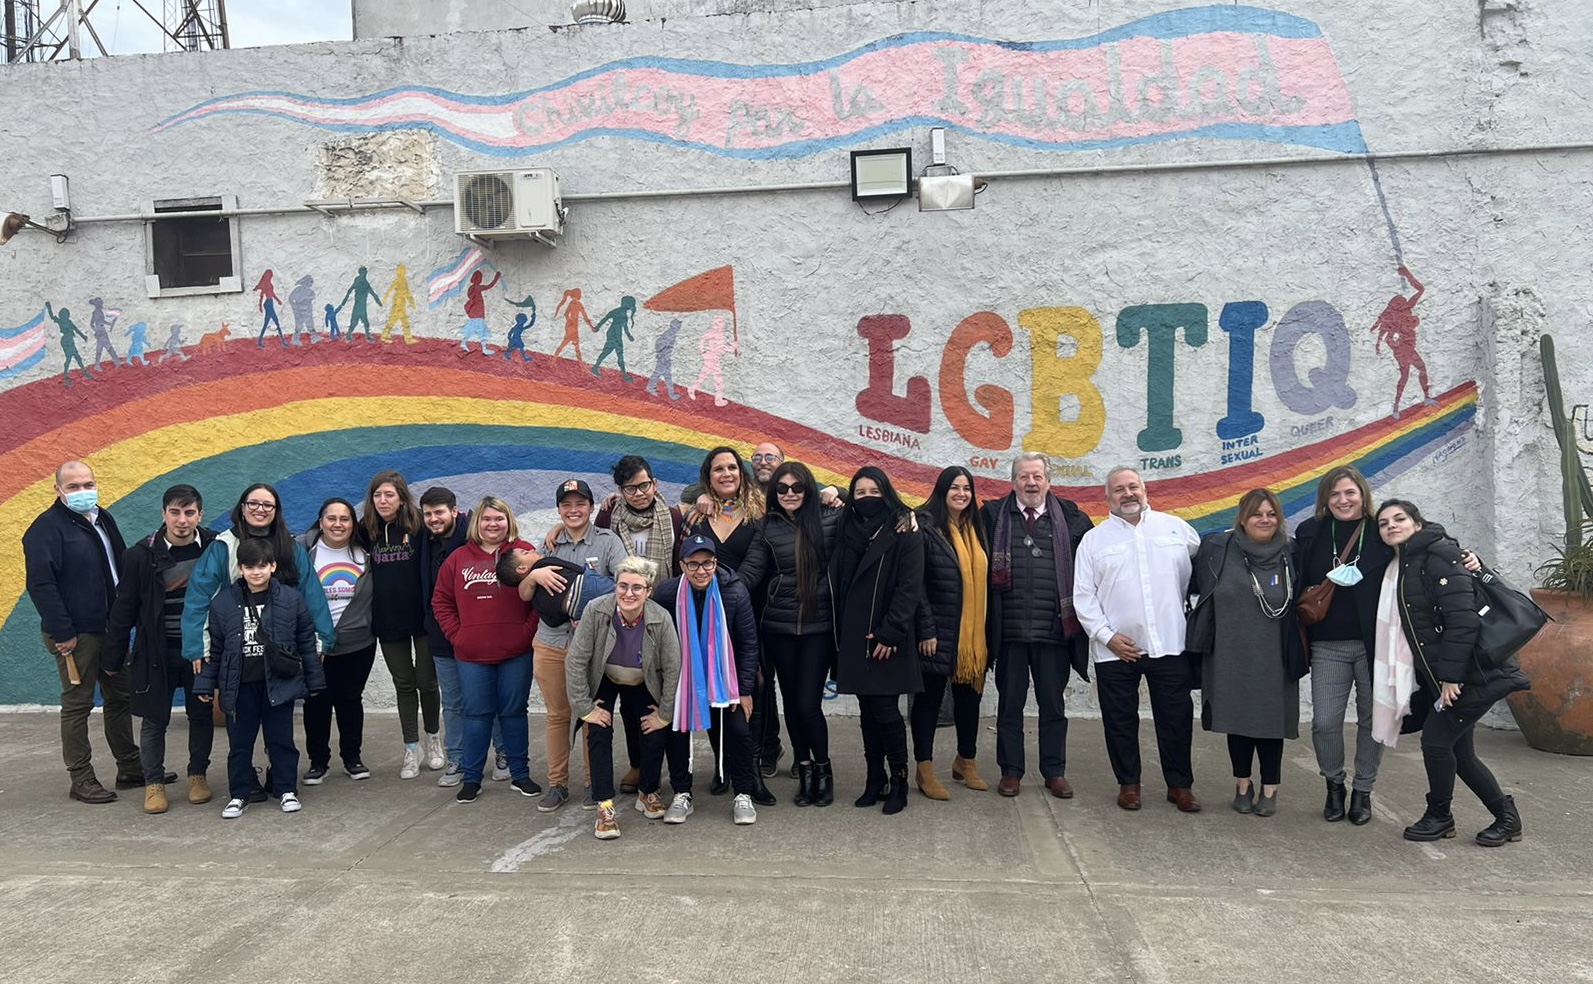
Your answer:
[852,497,887,519]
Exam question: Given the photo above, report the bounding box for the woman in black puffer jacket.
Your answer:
[736,461,842,807]
[910,466,990,801]
[1374,499,1530,847]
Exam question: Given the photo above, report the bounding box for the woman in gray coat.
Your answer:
[1194,488,1306,817]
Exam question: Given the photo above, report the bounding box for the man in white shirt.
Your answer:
[1073,467,1203,813]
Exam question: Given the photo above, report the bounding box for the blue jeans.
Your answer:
[456,654,532,784]
[433,655,502,765]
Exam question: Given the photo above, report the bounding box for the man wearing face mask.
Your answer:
[23,460,142,804]
[979,452,1094,799]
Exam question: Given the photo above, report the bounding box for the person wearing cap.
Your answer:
[522,478,628,812]
[652,533,762,825]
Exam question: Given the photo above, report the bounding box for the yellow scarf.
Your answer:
[949,516,990,691]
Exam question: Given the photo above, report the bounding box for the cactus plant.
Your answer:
[1535,334,1593,598]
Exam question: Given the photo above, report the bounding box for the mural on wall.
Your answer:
[153,7,1365,160]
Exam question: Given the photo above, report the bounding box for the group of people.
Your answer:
[22,446,1528,847]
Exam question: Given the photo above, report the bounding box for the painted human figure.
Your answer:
[45,302,93,385]
[646,318,684,401]
[339,266,382,342]
[287,275,319,346]
[553,287,593,365]
[459,269,501,355]
[1372,265,1436,419]
[88,298,124,368]
[687,315,733,407]
[126,322,150,366]
[589,295,637,381]
[254,270,286,348]
[504,311,534,363]
[382,265,419,344]
[324,303,343,341]
[157,325,191,364]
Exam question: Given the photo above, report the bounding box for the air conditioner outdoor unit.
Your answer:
[454,168,564,244]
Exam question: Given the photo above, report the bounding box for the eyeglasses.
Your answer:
[615,583,649,595]
[243,501,277,512]
[751,454,781,463]
[620,480,655,496]
[774,482,805,496]
[683,559,718,573]
[1021,535,1042,558]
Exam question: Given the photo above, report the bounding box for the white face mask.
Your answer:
[1326,563,1363,587]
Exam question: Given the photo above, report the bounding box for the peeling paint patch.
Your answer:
[316,129,441,200]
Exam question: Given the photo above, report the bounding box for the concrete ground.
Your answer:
[0,710,1589,984]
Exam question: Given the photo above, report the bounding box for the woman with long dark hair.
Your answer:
[738,461,842,806]
[912,465,991,799]
[361,469,441,780]
[298,498,378,783]
[830,466,923,816]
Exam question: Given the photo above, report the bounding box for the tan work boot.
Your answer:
[952,755,989,791]
[144,783,169,815]
[187,774,213,805]
[915,761,951,800]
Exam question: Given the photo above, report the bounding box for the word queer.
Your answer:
[856,300,1357,455]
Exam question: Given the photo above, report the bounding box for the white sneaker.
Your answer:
[221,798,247,820]
[437,760,463,787]
[424,733,445,770]
[400,745,421,780]
[663,792,693,824]
[491,751,511,781]
[732,793,757,825]
[280,792,302,813]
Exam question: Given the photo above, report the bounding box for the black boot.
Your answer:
[793,762,815,808]
[883,764,909,815]
[854,760,885,807]
[1475,796,1523,847]
[1323,780,1346,822]
[813,760,834,807]
[882,717,909,816]
[750,756,777,807]
[1347,789,1372,825]
[1403,795,1456,841]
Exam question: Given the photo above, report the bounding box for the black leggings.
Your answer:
[304,642,377,769]
[1420,701,1505,807]
[766,632,832,763]
[1227,734,1284,785]
[909,672,982,762]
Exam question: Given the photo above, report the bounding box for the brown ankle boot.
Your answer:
[187,775,213,805]
[144,783,169,815]
[915,761,951,800]
[952,755,989,791]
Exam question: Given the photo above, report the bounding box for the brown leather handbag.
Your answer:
[1297,525,1361,626]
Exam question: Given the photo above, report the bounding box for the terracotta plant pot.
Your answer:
[1506,589,1593,755]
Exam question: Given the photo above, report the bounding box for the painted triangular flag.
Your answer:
[645,265,738,345]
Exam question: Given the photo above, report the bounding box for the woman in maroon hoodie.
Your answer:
[431,496,540,804]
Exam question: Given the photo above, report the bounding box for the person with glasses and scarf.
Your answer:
[830,467,924,816]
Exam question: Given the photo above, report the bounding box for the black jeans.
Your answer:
[1095,654,1196,789]
[585,676,667,801]
[857,694,908,775]
[1227,734,1284,785]
[910,672,981,762]
[303,642,377,769]
[1420,700,1505,807]
[139,652,214,783]
[226,680,299,800]
[673,704,755,795]
[766,632,832,763]
[995,642,1070,780]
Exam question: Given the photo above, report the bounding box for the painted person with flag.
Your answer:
[651,534,761,826]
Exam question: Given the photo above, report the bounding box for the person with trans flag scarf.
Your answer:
[652,535,761,826]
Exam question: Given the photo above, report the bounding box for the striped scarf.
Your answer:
[609,496,676,576]
[673,575,739,731]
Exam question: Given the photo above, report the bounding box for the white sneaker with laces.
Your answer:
[437,760,463,787]
[221,798,247,820]
[423,733,445,771]
[732,793,757,825]
[280,792,302,813]
[663,792,693,825]
[400,745,421,780]
[491,752,511,781]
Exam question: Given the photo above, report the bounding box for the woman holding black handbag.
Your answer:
[1194,489,1305,816]
[1292,466,1392,825]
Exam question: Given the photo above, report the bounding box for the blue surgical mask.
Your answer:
[64,489,99,514]
[1326,563,1363,587]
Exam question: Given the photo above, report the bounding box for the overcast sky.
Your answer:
[86,0,352,55]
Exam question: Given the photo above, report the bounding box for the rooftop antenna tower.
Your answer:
[3,0,228,63]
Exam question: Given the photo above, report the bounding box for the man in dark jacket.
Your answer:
[418,486,480,786]
[22,460,141,804]
[104,484,219,813]
[980,452,1094,800]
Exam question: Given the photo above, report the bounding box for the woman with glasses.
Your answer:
[1292,466,1393,825]
[737,461,842,806]
[830,467,924,816]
